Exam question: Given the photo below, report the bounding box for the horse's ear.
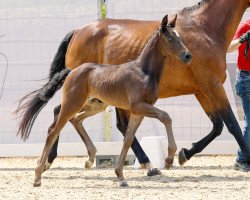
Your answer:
[168,14,177,28]
[161,14,168,31]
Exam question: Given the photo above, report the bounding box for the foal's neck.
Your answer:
[137,30,165,83]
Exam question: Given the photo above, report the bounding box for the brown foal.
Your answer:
[33,15,192,187]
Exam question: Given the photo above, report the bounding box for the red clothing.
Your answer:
[233,19,250,71]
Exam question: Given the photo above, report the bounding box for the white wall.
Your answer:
[0,0,103,145]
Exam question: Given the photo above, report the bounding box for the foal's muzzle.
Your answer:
[180,51,192,64]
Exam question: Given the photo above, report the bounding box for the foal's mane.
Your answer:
[138,28,160,58]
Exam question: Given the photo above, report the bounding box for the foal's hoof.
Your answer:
[33,178,41,187]
[85,161,94,169]
[119,180,129,187]
[178,148,188,166]
[147,168,162,176]
[165,163,173,170]
[165,158,174,170]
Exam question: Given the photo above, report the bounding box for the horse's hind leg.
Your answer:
[70,99,107,169]
[179,93,223,165]
[44,104,61,171]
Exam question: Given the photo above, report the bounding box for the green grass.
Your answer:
[101,2,106,19]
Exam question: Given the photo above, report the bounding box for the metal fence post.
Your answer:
[98,0,111,142]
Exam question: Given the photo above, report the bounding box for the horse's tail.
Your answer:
[15,30,74,141]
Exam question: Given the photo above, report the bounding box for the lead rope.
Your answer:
[0,34,9,101]
[244,38,250,61]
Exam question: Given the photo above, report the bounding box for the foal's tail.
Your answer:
[14,30,74,141]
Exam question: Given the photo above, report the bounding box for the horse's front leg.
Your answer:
[115,108,161,175]
[179,93,224,165]
[115,115,144,187]
[194,76,250,162]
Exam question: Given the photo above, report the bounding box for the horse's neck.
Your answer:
[137,31,165,83]
[184,0,248,48]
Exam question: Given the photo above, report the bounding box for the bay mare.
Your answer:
[31,15,191,187]
[16,0,250,175]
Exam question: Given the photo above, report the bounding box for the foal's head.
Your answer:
[160,14,192,64]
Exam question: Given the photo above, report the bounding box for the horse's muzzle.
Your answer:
[180,51,192,64]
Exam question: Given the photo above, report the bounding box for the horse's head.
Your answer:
[160,14,192,64]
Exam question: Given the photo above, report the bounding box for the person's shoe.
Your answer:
[233,160,250,172]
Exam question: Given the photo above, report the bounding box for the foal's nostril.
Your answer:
[180,52,192,64]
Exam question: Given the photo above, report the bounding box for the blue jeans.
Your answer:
[235,70,250,162]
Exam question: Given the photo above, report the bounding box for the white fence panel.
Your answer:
[0,0,103,146]
[0,0,250,156]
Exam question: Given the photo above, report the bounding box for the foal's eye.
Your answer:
[167,37,173,42]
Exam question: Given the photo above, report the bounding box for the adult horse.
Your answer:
[16,0,250,172]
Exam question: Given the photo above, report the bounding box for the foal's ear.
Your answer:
[161,14,168,31]
[168,14,177,28]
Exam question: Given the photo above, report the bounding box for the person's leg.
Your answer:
[236,74,250,160]
[234,72,250,171]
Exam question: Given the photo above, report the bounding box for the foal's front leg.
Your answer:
[115,115,144,187]
[131,102,177,169]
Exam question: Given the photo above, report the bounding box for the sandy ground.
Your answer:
[0,156,250,200]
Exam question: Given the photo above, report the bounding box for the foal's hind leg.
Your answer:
[34,114,71,187]
[46,99,107,171]
[34,92,88,186]
[70,99,107,169]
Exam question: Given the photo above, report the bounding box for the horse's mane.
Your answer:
[180,0,208,14]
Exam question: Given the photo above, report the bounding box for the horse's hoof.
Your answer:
[85,161,94,169]
[147,168,162,176]
[178,148,188,166]
[43,160,52,172]
[119,180,129,187]
[33,178,41,187]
